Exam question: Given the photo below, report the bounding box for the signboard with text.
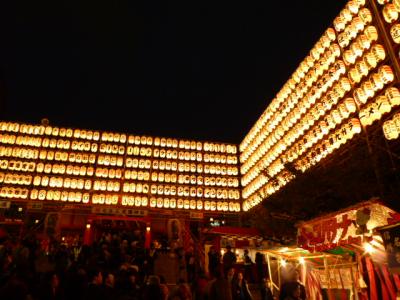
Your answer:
[298,201,400,252]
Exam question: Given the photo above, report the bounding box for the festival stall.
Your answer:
[202,226,263,278]
[296,199,400,300]
[262,246,359,299]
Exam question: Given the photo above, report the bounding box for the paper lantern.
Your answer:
[391,24,400,43]
[169,198,175,208]
[376,95,391,114]
[379,65,394,84]
[383,120,399,140]
[334,16,346,32]
[385,87,400,106]
[364,26,378,42]
[383,4,398,23]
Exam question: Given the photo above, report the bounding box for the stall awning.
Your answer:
[297,199,400,252]
[203,226,263,243]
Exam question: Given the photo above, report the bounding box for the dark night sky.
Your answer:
[0,0,347,144]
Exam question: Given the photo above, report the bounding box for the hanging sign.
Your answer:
[298,201,400,252]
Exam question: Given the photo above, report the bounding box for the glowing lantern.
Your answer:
[376,95,391,114]
[359,8,372,25]
[364,26,378,42]
[383,120,398,140]
[383,4,398,23]
[385,87,400,106]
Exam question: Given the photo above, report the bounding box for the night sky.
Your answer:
[0,0,348,144]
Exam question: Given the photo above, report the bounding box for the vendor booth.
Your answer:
[294,200,400,300]
[202,226,263,280]
[263,246,363,300]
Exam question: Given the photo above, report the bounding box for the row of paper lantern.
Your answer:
[13,172,241,199]
[383,112,400,139]
[36,163,95,176]
[0,173,32,185]
[337,8,372,49]
[242,96,359,196]
[126,146,238,164]
[343,27,379,66]
[33,176,92,190]
[294,119,362,172]
[244,116,362,209]
[333,0,366,33]
[0,160,241,192]
[34,150,97,164]
[30,189,91,203]
[0,146,40,160]
[121,195,241,211]
[0,187,29,199]
[359,87,400,126]
[250,2,367,147]
[242,4,372,171]
[0,147,240,177]
[348,43,386,85]
[241,59,346,176]
[0,122,238,154]
[243,118,363,210]
[143,184,241,199]
[26,188,242,211]
[242,57,346,168]
[353,65,394,105]
[243,59,392,190]
[240,40,340,164]
[0,159,36,172]
[242,170,295,211]
[0,149,239,175]
[240,26,338,154]
[241,65,349,186]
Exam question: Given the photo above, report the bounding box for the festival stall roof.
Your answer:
[297,199,400,253]
[202,226,263,248]
[264,247,347,268]
[203,226,262,241]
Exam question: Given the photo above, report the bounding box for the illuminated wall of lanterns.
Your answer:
[240,0,400,211]
[0,122,241,212]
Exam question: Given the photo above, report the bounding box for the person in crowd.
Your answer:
[143,275,164,300]
[222,246,236,276]
[39,272,66,300]
[227,267,236,284]
[159,275,169,300]
[185,246,196,284]
[0,270,33,300]
[193,271,208,300]
[208,268,232,300]
[255,252,265,283]
[231,272,253,300]
[103,272,116,300]
[169,278,192,300]
[207,246,220,278]
[260,278,274,300]
[279,271,305,300]
[243,249,254,283]
[85,268,105,300]
[280,282,301,300]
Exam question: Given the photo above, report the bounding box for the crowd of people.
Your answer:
[207,245,306,300]
[0,229,306,300]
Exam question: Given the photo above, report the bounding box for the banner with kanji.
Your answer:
[298,201,400,252]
